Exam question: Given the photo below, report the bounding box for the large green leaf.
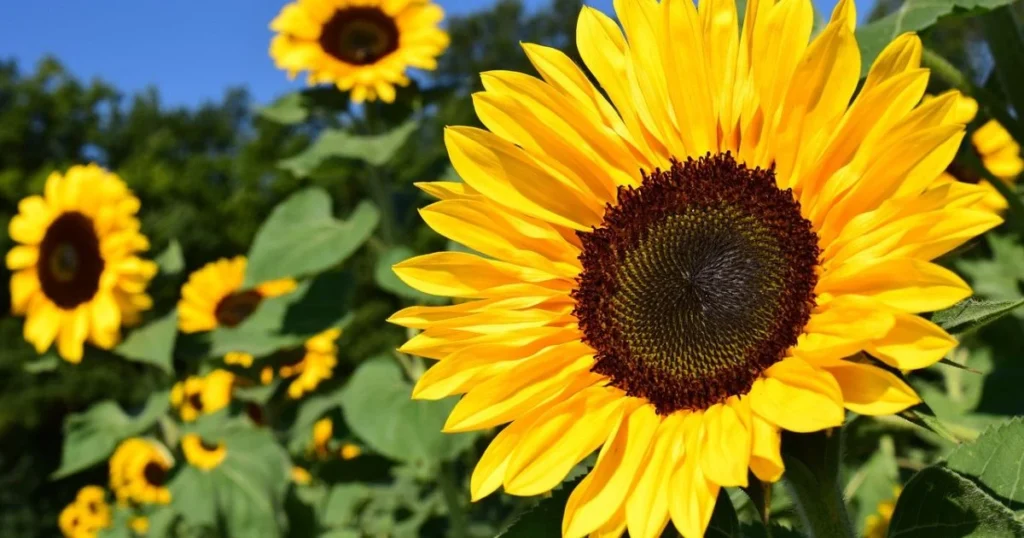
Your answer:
[887,466,1024,537]
[856,0,1020,76]
[244,188,379,286]
[279,120,419,177]
[209,271,353,357]
[946,418,1024,509]
[982,8,1024,142]
[170,420,291,538]
[497,476,583,537]
[339,357,476,464]
[932,298,1024,337]
[52,391,171,478]
[114,310,177,374]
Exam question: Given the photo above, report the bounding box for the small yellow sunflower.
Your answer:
[341,442,362,460]
[864,486,902,538]
[59,485,112,538]
[170,369,235,422]
[291,466,313,485]
[181,433,227,471]
[278,328,342,399]
[935,95,1024,212]
[109,438,173,505]
[269,0,450,103]
[7,164,158,363]
[130,516,150,535]
[312,417,333,459]
[177,255,296,333]
[388,1,1002,536]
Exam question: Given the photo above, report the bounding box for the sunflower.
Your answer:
[109,438,172,505]
[864,486,902,538]
[269,0,450,103]
[182,433,227,471]
[312,417,333,459]
[936,95,1023,212]
[291,466,313,485]
[177,256,296,333]
[388,0,1002,536]
[170,369,235,422]
[341,442,362,460]
[130,517,150,535]
[7,164,158,363]
[59,485,112,538]
[278,328,342,399]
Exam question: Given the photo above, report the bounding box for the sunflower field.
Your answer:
[4,0,1024,537]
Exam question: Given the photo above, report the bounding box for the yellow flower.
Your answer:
[388,1,1001,536]
[864,487,902,538]
[170,369,235,422]
[109,438,172,505]
[59,485,112,538]
[341,443,362,460]
[269,0,450,103]
[291,466,313,485]
[279,328,341,399]
[182,433,227,471]
[312,417,333,459]
[224,351,255,368]
[936,95,1024,213]
[130,516,150,535]
[7,164,158,363]
[177,255,296,333]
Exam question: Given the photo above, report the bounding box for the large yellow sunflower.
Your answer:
[269,0,450,103]
[388,1,1002,536]
[935,95,1023,212]
[170,369,235,422]
[109,438,172,505]
[177,256,296,333]
[7,164,158,363]
[181,433,227,471]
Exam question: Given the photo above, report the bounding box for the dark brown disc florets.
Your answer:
[38,212,104,309]
[320,7,400,66]
[572,153,820,415]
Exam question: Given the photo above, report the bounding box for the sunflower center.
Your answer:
[38,212,104,309]
[187,391,204,412]
[214,290,262,328]
[199,438,222,452]
[142,462,166,486]
[320,7,400,66]
[573,153,820,415]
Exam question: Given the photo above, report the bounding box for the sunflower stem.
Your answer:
[781,428,855,538]
[361,101,398,245]
[437,461,468,538]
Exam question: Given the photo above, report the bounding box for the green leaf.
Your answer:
[339,357,476,464]
[155,240,184,276]
[258,93,309,125]
[898,402,963,444]
[374,246,445,304]
[957,235,1024,306]
[233,378,280,405]
[739,522,808,538]
[321,484,373,528]
[114,310,177,374]
[982,8,1024,141]
[707,490,741,538]
[244,188,379,286]
[22,352,61,374]
[279,120,419,177]
[946,417,1024,509]
[288,385,345,452]
[932,298,1024,336]
[851,437,901,534]
[497,476,584,537]
[856,0,1021,77]
[52,391,171,478]
[210,271,353,357]
[170,421,291,537]
[887,466,1024,537]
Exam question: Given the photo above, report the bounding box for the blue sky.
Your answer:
[0,0,849,108]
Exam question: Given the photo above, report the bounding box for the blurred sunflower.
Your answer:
[182,433,227,471]
[341,442,362,460]
[864,486,902,538]
[388,0,1001,536]
[7,164,158,363]
[269,0,450,103]
[109,438,172,505]
[936,95,1023,212]
[59,485,111,538]
[312,417,333,459]
[177,255,296,333]
[170,369,235,422]
[278,328,342,399]
[130,517,150,535]
[291,466,313,485]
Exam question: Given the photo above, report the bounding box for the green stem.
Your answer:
[437,462,468,538]
[361,101,398,245]
[781,429,855,538]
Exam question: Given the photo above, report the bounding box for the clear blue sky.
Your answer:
[0,0,853,108]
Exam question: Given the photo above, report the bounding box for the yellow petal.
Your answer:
[563,404,660,538]
[668,413,721,538]
[24,299,61,355]
[392,252,567,298]
[57,307,90,363]
[10,270,40,314]
[817,258,970,313]
[867,312,957,370]
[699,399,751,487]
[470,405,548,501]
[6,246,39,270]
[749,413,784,482]
[625,414,682,538]
[750,357,844,432]
[818,360,921,415]
[794,297,895,360]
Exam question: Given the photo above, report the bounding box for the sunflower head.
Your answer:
[269,0,450,103]
[7,164,157,363]
[389,0,1002,535]
[279,328,341,399]
[312,417,333,458]
[171,370,235,422]
[109,438,173,505]
[340,442,362,460]
[182,433,227,471]
[130,516,150,535]
[59,485,112,538]
[177,255,296,333]
[291,466,313,485]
